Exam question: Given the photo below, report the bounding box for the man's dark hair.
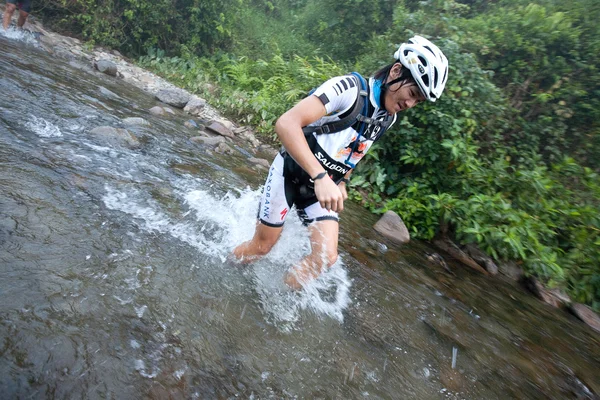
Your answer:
[374,62,417,91]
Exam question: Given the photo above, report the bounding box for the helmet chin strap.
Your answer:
[382,77,406,91]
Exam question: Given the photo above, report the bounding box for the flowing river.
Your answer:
[1,31,599,399]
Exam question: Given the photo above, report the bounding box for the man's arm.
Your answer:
[275,95,345,212]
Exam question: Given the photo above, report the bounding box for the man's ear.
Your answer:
[390,62,403,78]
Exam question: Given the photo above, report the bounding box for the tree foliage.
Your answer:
[38,0,240,55]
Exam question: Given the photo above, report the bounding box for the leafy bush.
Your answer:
[38,0,240,55]
[139,51,348,140]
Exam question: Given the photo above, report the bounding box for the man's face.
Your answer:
[383,64,426,114]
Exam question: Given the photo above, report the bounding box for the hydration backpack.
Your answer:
[302,72,394,139]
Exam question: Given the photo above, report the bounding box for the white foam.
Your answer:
[25,115,62,137]
[0,26,39,45]
[102,182,352,326]
[134,305,148,318]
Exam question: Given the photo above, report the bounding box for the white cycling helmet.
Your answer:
[394,35,449,102]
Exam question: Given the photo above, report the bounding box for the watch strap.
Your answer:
[312,172,327,181]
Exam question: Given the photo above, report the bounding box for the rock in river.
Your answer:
[89,126,140,149]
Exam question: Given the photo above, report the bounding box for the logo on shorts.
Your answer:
[280,208,288,220]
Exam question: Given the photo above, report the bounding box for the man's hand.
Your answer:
[338,181,348,201]
[314,176,344,212]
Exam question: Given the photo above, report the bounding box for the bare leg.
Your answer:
[17,9,28,28]
[284,220,339,289]
[231,221,283,264]
[3,3,16,30]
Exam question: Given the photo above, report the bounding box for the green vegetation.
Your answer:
[37,0,600,309]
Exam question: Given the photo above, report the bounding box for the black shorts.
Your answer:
[7,0,31,13]
[257,154,339,227]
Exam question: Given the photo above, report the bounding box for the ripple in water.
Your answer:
[102,182,352,328]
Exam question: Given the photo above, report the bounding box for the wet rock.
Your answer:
[570,304,600,333]
[497,260,524,281]
[163,107,175,115]
[122,117,150,127]
[237,129,261,148]
[373,211,410,244]
[206,122,234,138]
[148,106,165,116]
[184,120,198,129]
[155,89,190,108]
[463,243,498,275]
[89,126,140,149]
[248,157,270,169]
[190,136,226,146]
[215,142,235,155]
[216,118,235,131]
[257,144,279,159]
[524,277,571,308]
[366,239,388,254]
[98,86,120,99]
[94,60,117,77]
[183,96,207,116]
[433,237,489,275]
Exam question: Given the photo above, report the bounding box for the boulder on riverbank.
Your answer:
[155,89,190,108]
[94,59,117,77]
[183,96,207,116]
[373,211,410,244]
[206,121,235,138]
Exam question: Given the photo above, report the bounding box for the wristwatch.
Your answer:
[312,172,327,181]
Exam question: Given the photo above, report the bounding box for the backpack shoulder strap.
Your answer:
[302,72,368,135]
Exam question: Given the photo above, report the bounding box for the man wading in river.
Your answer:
[232,36,449,289]
[3,0,32,30]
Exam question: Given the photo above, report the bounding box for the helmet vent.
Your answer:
[418,56,427,66]
[433,69,439,87]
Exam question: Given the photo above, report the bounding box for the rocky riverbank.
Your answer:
[4,10,600,335]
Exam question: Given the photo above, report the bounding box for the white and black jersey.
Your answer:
[303,75,397,181]
[257,75,397,227]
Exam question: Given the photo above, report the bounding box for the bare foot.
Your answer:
[284,264,321,290]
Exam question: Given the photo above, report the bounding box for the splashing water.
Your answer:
[103,181,352,328]
[25,115,63,137]
[0,26,40,45]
